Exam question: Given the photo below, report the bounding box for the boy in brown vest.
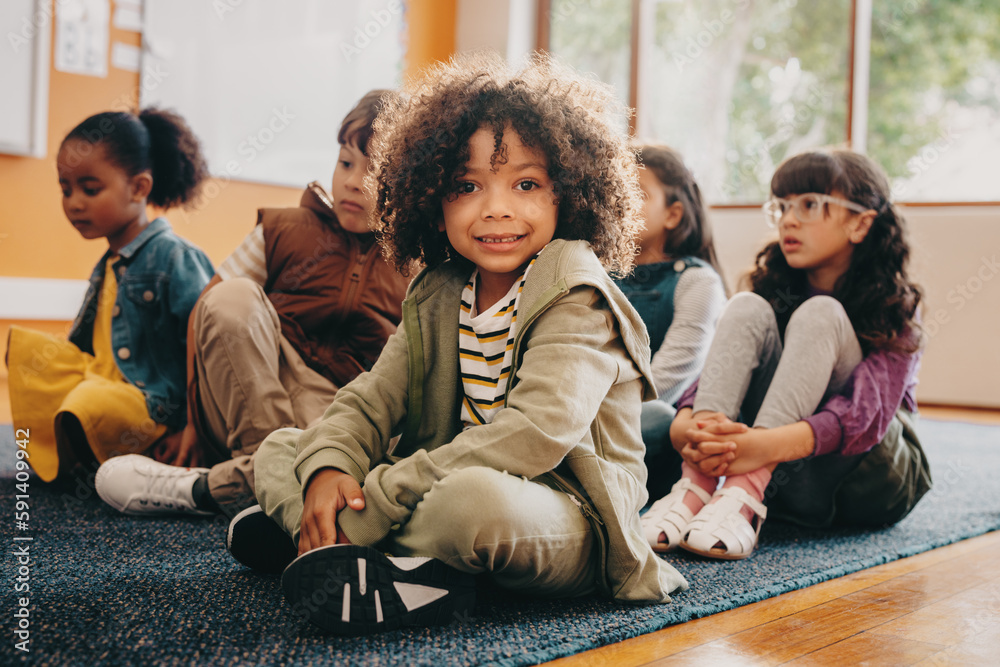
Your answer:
[94,90,411,531]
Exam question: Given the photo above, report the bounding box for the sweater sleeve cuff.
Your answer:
[804,412,843,457]
[296,449,367,494]
[676,381,698,410]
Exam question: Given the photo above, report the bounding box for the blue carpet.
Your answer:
[1,419,998,666]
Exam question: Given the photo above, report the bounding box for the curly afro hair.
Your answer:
[368,51,643,277]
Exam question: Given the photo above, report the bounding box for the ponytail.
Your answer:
[62,108,208,209]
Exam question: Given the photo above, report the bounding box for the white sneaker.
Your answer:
[95,454,213,516]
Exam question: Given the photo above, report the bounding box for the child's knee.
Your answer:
[415,468,531,546]
[786,296,851,340]
[195,278,276,343]
[722,291,774,326]
[254,427,305,506]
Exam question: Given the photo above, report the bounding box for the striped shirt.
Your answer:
[458,260,536,429]
[216,225,268,285]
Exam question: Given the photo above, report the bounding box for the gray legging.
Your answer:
[692,292,930,527]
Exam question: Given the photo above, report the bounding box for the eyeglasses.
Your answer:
[762,193,871,227]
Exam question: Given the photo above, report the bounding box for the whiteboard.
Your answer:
[0,0,51,158]
[140,0,405,188]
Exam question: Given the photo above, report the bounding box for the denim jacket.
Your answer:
[68,218,214,431]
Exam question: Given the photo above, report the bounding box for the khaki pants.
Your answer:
[193,278,338,515]
[255,428,599,597]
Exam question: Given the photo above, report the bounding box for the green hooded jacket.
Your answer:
[291,239,688,602]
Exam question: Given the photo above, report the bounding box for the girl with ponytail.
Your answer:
[7,108,214,484]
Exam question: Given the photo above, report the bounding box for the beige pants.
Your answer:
[256,428,599,597]
[193,278,338,514]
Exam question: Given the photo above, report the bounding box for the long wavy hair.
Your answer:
[637,144,726,292]
[367,51,643,277]
[746,150,922,353]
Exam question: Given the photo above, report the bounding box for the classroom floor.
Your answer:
[2,357,997,666]
[546,405,1000,667]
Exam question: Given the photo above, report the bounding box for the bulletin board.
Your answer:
[0,0,51,158]
[140,0,406,188]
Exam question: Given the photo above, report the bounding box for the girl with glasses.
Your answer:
[642,150,931,560]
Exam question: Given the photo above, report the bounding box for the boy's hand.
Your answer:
[151,425,203,468]
[299,468,365,556]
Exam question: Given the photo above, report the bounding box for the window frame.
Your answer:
[536,0,1000,207]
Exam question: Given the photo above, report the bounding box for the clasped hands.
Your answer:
[670,408,775,477]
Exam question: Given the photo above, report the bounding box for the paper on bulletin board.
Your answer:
[113,4,143,32]
[112,42,141,72]
[55,0,110,77]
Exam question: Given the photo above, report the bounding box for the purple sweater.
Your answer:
[676,314,921,458]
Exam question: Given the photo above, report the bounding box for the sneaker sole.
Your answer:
[281,544,475,635]
[226,505,297,574]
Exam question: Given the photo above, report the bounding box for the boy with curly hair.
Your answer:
[237,53,688,635]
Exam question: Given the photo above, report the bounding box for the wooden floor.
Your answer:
[547,405,1000,667]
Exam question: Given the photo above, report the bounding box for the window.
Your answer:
[867,1,1000,202]
[542,0,1000,204]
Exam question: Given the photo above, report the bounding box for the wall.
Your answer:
[455,0,535,62]
[0,0,456,282]
[711,206,1000,408]
[0,0,457,421]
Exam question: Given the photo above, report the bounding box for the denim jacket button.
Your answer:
[143,290,154,302]
[117,347,131,360]
[112,305,121,317]
[673,259,686,273]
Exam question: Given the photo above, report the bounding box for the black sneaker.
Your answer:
[281,544,476,635]
[226,505,297,574]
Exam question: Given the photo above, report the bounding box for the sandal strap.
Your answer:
[681,486,768,558]
[671,478,713,505]
[641,478,714,550]
[712,486,768,520]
